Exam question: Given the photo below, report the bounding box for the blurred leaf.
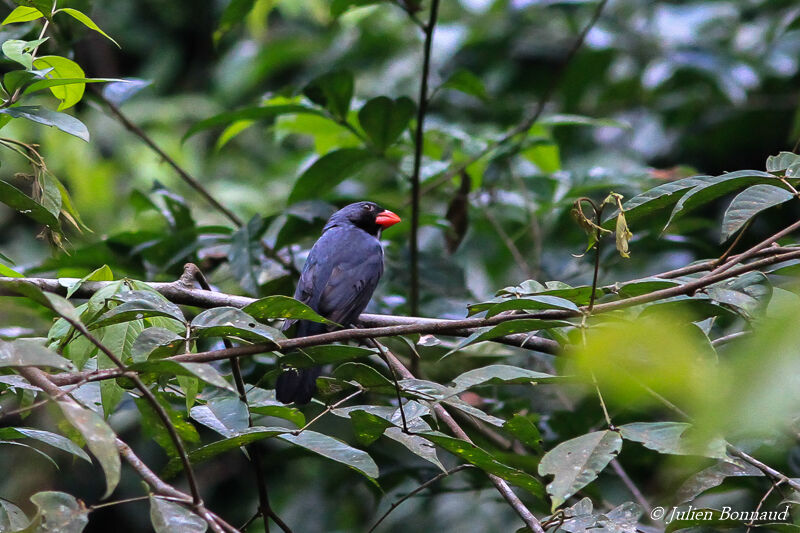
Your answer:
[0,498,28,531]
[288,148,374,204]
[65,265,112,299]
[215,0,256,41]
[23,492,88,533]
[331,0,382,17]
[101,78,151,106]
[423,432,545,498]
[0,427,90,462]
[243,295,336,324]
[357,96,415,151]
[663,508,741,532]
[0,106,89,142]
[441,69,488,101]
[720,184,793,242]
[228,214,267,296]
[2,38,47,70]
[538,114,629,129]
[32,56,86,111]
[149,496,206,533]
[183,104,322,141]
[303,71,354,120]
[57,402,120,498]
[2,6,42,24]
[618,422,726,459]
[537,430,622,510]
[0,339,74,370]
[191,307,283,343]
[674,460,763,504]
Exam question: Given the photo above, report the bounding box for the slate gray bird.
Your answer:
[276,201,401,404]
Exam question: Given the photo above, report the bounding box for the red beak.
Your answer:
[375,209,401,228]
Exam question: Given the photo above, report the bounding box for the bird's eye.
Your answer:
[362,204,372,211]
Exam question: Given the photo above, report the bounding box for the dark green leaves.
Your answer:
[228,214,268,296]
[357,96,415,151]
[330,0,382,17]
[450,364,561,391]
[280,430,379,479]
[90,290,185,329]
[441,69,488,101]
[0,106,89,142]
[538,430,622,510]
[243,295,336,324]
[149,496,206,533]
[618,422,726,459]
[720,184,794,242]
[288,148,374,204]
[183,104,321,141]
[303,71,353,120]
[0,180,61,230]
[57,402,120,498]
[281,345,376,368]
[0,339,75,370]
[191,307,283,344]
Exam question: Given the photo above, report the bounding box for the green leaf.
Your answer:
[227,214,267,296]
[357,96,415,151]
[332,362,393,389]
[482,295,579,317]
[0,179,61,229]
[190,396,249,437]
[0,339,75,370]
[331,0,382,17]
[0,106,89,141]
[2,38,47,70]
[149,496,206,533]
[288,148,374,204]
[57,401,120,498]
[163,426,287,478]
[14,0,53,20]
[23,76,121,96]
[56,8,119,47]
[130,327,184,363]
[441,69,489,101]
[720,184,794,242]
[32,56,86,111]
[664,170,783,231]
[281,345,376,368]
[674,460,763,504]
[618,422,727,459]
[537,430,622,510]
[766,151,800,173]
[183,104,322,141]
[191,307,283,343]
[601,177,706,230]
[134,395,199,458]
[303,70,354,120]
[243,295,337,325]
[538,114,629,129]
[0,427,91,462]
[422,432,545,498]
[248,389,305,427]
[65,265,112,299]
[128,360,235,391]
[0,498,28,531]
[503,415,543,454]
[614,278,681,298]
[450,364,561,392]
[90,290,185,329]
[0,263,22,277]
[3,70,38,94]
[279,429,379,479]
[2,6,42,24]
[348,410,393,446]
[444,319,572,356]
[24,492,88,533]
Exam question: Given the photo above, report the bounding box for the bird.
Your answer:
[276,201,401,404]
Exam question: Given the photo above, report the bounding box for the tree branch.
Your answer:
[409,0,441,316]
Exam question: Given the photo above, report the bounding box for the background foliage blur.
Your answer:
[2,0,800,531]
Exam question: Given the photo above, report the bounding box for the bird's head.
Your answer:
[328,201,401,236]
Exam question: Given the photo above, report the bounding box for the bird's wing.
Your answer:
[317,250,383,327]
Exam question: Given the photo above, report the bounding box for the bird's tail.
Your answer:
[276,366,323,404]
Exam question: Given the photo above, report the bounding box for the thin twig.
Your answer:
[609,459,650,512]
[368,338,409,433]
[409,0,441,316]
[292,389,363,436]
[745,480,782,533]
[367,464,474,533]
[381,347,545,533]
